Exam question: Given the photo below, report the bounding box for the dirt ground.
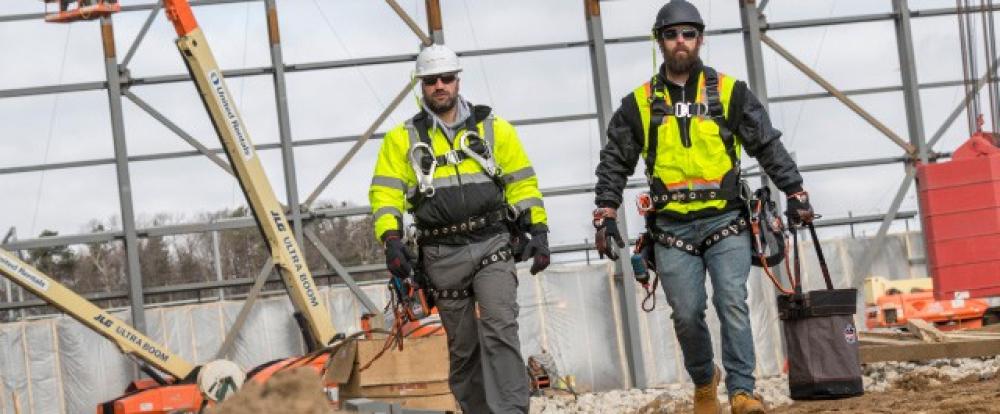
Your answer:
[770,370,1000,414]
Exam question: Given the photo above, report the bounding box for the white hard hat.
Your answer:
[415,44,462,77]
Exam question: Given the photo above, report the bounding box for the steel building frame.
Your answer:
[1,0,999,388]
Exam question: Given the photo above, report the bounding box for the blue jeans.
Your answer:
[654,209,755,395]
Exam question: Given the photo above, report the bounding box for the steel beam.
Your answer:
[304,78,417,208]
[304,228,381,317]
[0,112,596,176]
[584,0,644,390]
[761,34,916,154]
[769,78,977,103]
[2,152,937,253]
[0,207,921,311]
[101,16,146,333]
[265,0,303,246]
[121,1,161,69]
[853,165,917,279]
[385,0,432,46]
[215,258,275,359]
[385,0,434,46]
[123,90,234,175]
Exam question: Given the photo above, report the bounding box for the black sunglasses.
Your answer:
[421,74,458,86]
[660,28,699,41]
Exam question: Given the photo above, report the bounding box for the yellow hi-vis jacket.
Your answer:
[595,64,804,220]
[369,105,546,242]
[634,67,739,215]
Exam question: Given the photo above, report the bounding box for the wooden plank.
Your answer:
[907,318,948,343]
[861,338,1000,363]
[859,336,917,346]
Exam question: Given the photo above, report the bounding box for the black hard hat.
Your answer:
[652,0,705,33]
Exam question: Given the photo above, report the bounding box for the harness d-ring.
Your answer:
[458,130,501,178]
[408,142,437,197]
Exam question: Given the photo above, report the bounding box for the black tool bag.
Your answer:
[778,223,864,400]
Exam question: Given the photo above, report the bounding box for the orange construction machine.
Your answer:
[864,276,990,331]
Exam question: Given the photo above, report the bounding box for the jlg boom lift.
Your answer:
[7,0,356,412]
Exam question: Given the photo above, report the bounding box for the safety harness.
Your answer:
[403,109,525,302]
[643,66,741,210]
[640,67,746,256]
[631,67,768,310]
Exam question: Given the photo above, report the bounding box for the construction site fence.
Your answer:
[0,232,923,414]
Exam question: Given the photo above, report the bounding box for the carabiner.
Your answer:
[408,142,437,198]
[458,131,501,178]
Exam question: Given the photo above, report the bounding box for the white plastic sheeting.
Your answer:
[0,233,923,413]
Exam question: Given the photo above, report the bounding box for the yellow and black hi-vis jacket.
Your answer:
[595,63,803,221]
[370,105,547,244]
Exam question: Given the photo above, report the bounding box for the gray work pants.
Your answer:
[421,232,529,414]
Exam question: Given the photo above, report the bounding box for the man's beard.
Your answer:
[423,92,457,114]
[662,42,702,75]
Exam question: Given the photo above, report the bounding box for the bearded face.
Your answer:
[658,25,703,75]
[420,73,460,115]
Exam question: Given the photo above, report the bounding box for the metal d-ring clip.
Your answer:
[458,130,501,178]
[409,142,437,198]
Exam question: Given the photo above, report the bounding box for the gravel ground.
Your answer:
[530,356,1000,413]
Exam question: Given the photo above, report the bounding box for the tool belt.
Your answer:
[415,207,512,243]
[428,246,514,301]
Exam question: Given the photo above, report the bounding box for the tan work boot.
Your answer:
[693,366,721,414]
[729,391,765,414]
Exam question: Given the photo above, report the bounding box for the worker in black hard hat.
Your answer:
[592,1,813,413]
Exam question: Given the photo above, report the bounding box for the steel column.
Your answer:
[211,230,225,300]
[584,0,644,389]
[425,0,444,44]
[101,16,147,333]
[740,0,769,102]
[265,0,303,246]
[894,0,929,163]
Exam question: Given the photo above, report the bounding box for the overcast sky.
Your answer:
[0,0,998,248]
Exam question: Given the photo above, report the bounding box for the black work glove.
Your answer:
[785,191,815,226]
[383,231,414,279]
[593,207,626,260]
[520,229,550,275]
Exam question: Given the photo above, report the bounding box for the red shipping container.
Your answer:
[917,132,1000,300]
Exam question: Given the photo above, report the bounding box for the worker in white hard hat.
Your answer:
[368,44,548,414]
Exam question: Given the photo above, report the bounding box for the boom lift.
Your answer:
[0,248,246,413]
[29,0,358,412]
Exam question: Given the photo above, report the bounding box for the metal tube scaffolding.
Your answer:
[0,2,978,327]
[100,15,147,333]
